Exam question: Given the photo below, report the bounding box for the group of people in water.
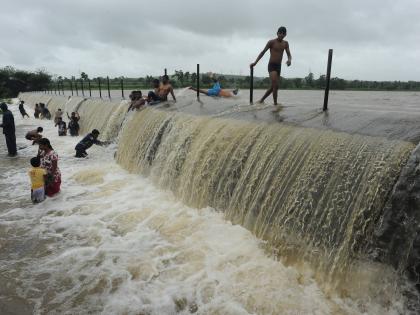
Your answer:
[26,104,108,202]
[4,25,292,204]
[0,99,108,204]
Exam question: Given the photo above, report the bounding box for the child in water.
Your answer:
[67,112,80,136]
[55,117,67,136]
[28,156,47,203]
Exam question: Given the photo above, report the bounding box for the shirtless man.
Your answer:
[25,127,43,144]
[158,75,176,102]
[127,91,146,111]
[250,26,292,106]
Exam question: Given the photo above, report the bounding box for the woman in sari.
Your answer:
[38,138,61,197]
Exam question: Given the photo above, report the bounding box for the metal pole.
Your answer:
[323,49,333,111]
[196,64,200,100]
[107,76,111,99]
[70,79,73,96]
[164,68,167,76]
[250,67,254,104]
[121,79,124,99]
[75,79,79,96]
[88,79,92,97]
[98,78,102,98]
[81,79,85,97]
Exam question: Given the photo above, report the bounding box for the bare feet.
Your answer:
[271,104,282,112]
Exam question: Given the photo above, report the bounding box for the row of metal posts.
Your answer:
[45,49,333,109]
[47,76,119,99]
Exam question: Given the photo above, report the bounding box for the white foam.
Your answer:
[0,100,412,314]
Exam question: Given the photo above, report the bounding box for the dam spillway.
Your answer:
[12,90,420,313]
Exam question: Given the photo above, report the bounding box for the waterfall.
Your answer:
[116,108,414,286]
[19,92,419,292]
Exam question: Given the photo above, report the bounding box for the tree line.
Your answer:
[1,66,420,99]
[68,71,420,91]
[0,66,52,98]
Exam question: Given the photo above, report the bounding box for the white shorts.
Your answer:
[31,187,45,203]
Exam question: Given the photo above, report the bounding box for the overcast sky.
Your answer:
[1,0,419,81]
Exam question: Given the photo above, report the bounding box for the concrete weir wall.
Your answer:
[18,92,420,290]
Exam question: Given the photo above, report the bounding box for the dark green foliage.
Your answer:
[44,70,420,92]
[0,66,52,98]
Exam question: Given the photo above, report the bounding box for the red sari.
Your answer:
[40,149,61,197]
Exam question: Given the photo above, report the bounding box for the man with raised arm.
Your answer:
[250,26,292,106]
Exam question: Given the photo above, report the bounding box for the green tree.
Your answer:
[80,72,89,80]
[304,72,314,88]
[0,66,52,97]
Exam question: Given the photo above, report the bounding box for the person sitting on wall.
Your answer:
[157,75,176,102]
[74,129,108,158]
[25,127,43,144]
[67,111,80,136]
[147,79,161,105]
[127,91,146,111]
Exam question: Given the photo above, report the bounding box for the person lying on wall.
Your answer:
[188,74,238,97]
[74,129,110,158]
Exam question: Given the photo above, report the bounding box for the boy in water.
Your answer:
[75,129,107,158]
[18,101,30,118]
[127,91,146,111]
[40,103,51,119]
[28,156,47,203]
[25,127,43,144]
[250,26,292,106]
[34,104,41,118]
[54,108,63,124]
[55,117,67,136]
[67,111,80,136]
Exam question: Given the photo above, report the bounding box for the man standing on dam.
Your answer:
[250,26,292,107]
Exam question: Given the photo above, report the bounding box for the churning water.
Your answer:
[0,92,419,314]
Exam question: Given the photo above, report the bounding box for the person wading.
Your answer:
[0,103,17,156]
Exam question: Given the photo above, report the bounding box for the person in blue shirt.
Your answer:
[74,129,108,158]
[189,76,238,97]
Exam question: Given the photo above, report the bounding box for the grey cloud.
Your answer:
[1,0,419,80]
